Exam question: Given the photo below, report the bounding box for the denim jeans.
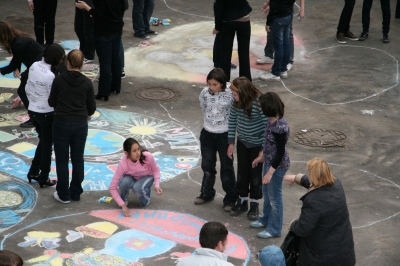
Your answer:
[33,0,58,45]
[132,0,155,35]
[29,111,54,183]
[362,0,391,35]
[337,0,356,33]
[119,175,154,206]
[258,165,286,236]
[95,30,122,96]
[219,21,252,81]
[264,24,294,63]
[74,7,95,60]
[199,129,237,205]
[271,14,293,76]
[53,121,88,201]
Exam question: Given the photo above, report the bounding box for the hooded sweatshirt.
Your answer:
[177,248,234,266]
[89,0,125,36]
[48,71,96,122]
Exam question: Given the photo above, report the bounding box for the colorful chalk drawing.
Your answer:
[1,210,250,265]
[0,59,27,88]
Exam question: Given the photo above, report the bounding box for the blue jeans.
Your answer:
[119,175,154,206]
[95,30,122,96]
[271,14,293,76]
[362,0,391,35]
[264,24,294,63]
[258,165,286,236]
[132,0,155,35]
[53,121,88,201]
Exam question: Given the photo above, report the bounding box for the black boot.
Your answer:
[230,198,248,217]
[247,202,259,221]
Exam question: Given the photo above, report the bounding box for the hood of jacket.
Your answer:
[61,70,87,87]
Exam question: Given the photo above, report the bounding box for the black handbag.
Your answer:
[280,231,300,266]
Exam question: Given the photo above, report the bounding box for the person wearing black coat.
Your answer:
[284,158,356,266]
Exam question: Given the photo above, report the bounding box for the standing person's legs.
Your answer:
[281,17,292,74]
[143,0,155,34]
[219,22,236,81]
[111,30,122,93]
[43,0,58,45]
[119,175,137,204]
[132,0,146,36]
[82,7,95,60]
[17,71,29,109]
[265,30,274,59]
[131,175,154,206]
[396,0,400,18]
[120,40,125,75]
[289,23,294,64]
[69,122,88,201]
[95,34,113,97]
[33,0,45,45]
[337,0,356,34]
[361,0,373,34]
[236,21,252,81]
[380,0,391,37]
[248,147,263,201]
[28,112,42,178]
[74,8,85,54]
[213,32,223,68]
[270,14,292,76]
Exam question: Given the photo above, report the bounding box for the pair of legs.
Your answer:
[219,21,252,81]
[361,0,391,36]
[396,0,400,18]
[263,24,294,64]
[95,30,122,96]
[270,14,293,77]
[119,175,154,206]
[53,121,88,202]
[28,111,54,184]
[132,0,155,36]
[198,129,237,206]
[32,0,58,45]
[337,0,356,34]
[74,6,95,61]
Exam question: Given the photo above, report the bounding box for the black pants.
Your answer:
[337,0,356,33]
[396,0,400,18]
[18,70,29,109]
[219,21,252,81]
[362,0,391,35]
[236,140,263,199]
[199,129,237,205]
[74,7,95,60]
[33,0,58,45]
[213,32,223,68]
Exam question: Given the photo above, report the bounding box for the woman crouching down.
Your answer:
[284,158,356,266]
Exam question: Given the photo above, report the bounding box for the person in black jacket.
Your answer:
[48,49,96,204]
[214,0,252,81]
[0,20,44,127]
[284,158,356,266]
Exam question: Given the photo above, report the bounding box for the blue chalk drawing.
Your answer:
[60,40,80,51]
[0,151,32,180]
[85,129,124,156]
[0,61,27,80]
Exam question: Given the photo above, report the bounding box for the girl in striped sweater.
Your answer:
[227,77,268,220]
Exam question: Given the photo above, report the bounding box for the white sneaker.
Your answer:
[260,72,281,81]
[54,192,70,204]
[256,55,274,64]
[84,58,94,64]
[287,63,293,71]
[280,71,288,79]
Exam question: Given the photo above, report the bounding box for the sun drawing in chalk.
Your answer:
[114,118,170,139]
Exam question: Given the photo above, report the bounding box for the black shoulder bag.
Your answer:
[280,231,300,266]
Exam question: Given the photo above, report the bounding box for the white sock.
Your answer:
[250,199,258,203]
[240,197,247,203]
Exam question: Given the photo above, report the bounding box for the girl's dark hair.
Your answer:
[232,77,262,118]
[0,20,29,54]
[43,44,65,75]
[67,49,84,69]
[259,91,284,118]
[123,138,148,165]
[0,250,23,266]
[206,68,227,90]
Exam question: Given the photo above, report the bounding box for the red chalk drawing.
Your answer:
[15,114,30,123]
[174,162,192,169]
[171,252,191,258]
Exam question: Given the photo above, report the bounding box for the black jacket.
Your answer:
[290,176,356,266]
[214,0,252,31]
[267,0,295,26]
[0,37,43,75]
[89,0,125,36]
[48,71,96,122]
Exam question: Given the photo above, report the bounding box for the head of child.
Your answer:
[66,49,84,71]
[0,250,23,266]
[43,44,65,75]
[123,138,147,165]
[259,92,284,119]
[0,21,28,54]
[230,77,262,117]
[256,245,285,266]
[206,68,227,94]
[199,221,229,253]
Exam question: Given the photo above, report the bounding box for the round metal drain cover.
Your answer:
[291,128,348,147]
[136,87,176,101]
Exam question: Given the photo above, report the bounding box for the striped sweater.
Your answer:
[228,100,268,147]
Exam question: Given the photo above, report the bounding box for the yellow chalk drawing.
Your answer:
[0,191,23,207]
[0,93,13,103]
[76,221,118,238]
[0,173,10,182]
[92,110,101,118]
[0,110,27,127]
[7,142,37,155]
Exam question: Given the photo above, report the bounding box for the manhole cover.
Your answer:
[291,128,348,147]
[135,87,176,101]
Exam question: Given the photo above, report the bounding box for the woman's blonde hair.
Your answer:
[307,158,335,187]
[67,49,84,69]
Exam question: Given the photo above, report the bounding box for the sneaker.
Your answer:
[194,196,214,205]
[140,199,150,207]
[223,203,234,212]
[358,32,368,41]
[280,71,288,79]
[383,35,390,43]
[251,220,265,228]
[121,71,126,79]
[230,199,248,216]
[287,63,293,71]
[134,33,150,39]
[247,202,259,221]
[53,192,70,204]
[256,55,274,64]
[344,31,358,41]
[257,230,278,239]
[336,32,346,44]
[20,119,34,128]
[146,30,158,35]
[260,72,281,81]
[83,58,94,64]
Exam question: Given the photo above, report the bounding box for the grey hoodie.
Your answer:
[177,248,234,266]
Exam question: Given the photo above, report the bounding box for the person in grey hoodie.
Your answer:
[177,222,234,266]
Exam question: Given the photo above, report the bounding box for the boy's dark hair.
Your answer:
[0,250,23,266]
[259,91,284,118]
[43,44,65,75]
[123,138,148,165]
[199,221,228,249]
[206,68,227,90]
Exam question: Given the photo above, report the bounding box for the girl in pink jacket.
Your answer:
[109,138,163,217]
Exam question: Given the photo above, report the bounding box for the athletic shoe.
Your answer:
[257,230,278,239]
[121,71,126,79]
[223,203,234,212]
[383,35,390,43]
[260,72,281,81]
[247,202,259,221]
[280,71,288,79]
[345,31,358,41]
[287,63,293,71]
[194,196,214,205]
[230,199,248,216]
[83,58,94,64]
[54,192,70,204]
[358,32,368,41]
[256,55,274,64]
[134,34,150,39]
[251,220,265,228]
[20,120,34,128]
[336,32,346,44]
[146,30,158,35]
